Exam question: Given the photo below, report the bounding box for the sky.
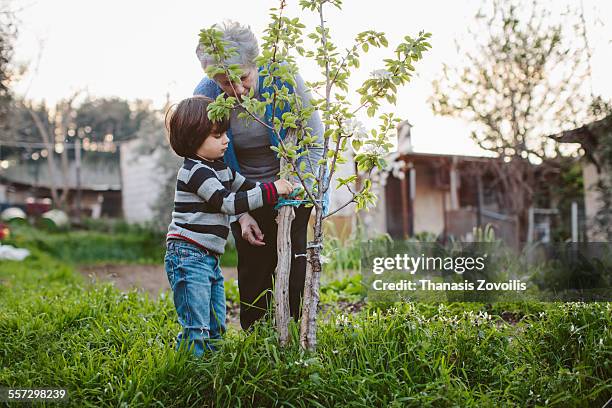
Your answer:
[9,0,612,156]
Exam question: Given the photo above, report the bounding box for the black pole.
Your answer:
[75,139,82,222]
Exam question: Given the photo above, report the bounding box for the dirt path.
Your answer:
[78,263,241,328]
[78,263,238,298]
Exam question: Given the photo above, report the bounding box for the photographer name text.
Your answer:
[370,254,527,292]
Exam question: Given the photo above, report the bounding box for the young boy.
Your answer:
[164,96,293,357]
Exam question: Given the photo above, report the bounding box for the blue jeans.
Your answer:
[164,239,226,357]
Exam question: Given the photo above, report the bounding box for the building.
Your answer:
[119,139,170,223]
[551,115,611,241]
[0,155,122,217]
[364,152,519,247]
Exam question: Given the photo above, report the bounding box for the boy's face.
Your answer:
[196,132,229,160]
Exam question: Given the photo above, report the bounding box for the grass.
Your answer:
[4,222,238,267]
[0,250,186,406]
[1,244,610,407]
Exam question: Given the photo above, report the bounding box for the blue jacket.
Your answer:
[194,67,330,214]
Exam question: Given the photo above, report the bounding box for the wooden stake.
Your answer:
[275,204,294,346]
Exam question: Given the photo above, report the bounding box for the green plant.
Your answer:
[320,273,365,303]
[471,224,497,243]
[5,223,165,264]
[1,247,610,406]
[321,221,362,277]
[224,278,240,304]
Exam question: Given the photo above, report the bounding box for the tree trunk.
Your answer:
[27,106,61,207]
[57,110,71,208]
[300,207,323,350]
[57,98,78,212]
[275,129,296,346]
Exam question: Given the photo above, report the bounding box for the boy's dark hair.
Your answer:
[165,96,230,158]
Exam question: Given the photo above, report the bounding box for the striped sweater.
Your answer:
[166,157,279,254]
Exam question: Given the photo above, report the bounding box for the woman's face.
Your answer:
[213,67,258,98]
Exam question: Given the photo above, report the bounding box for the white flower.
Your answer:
[361,144,386,155]
[342,118,368,140]
[378,172,390,187]
[477,311,490,320]
[370,69,392,80]
[335,314,349,326]
[391,160,407,179]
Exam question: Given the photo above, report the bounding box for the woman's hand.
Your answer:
[238,213,265,246]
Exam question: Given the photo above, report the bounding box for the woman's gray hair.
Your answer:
[196,21,259,70]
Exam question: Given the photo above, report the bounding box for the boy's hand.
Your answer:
[274,179,293,196]
[291,184,305,199]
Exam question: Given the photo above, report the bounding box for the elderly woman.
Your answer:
[194,21,325,330]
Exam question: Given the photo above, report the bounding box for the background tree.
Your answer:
[75,98,150,143]
[201,0,431,349]
[0,1,17,128]
[3,95,153,211]
[1,97,80,209]
[430,0,594,241]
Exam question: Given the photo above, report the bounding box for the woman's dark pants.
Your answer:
[231,205,312,330]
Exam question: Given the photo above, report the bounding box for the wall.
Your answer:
[412,163,446,235]
[583,161,609,241]
[120,140,166,223]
